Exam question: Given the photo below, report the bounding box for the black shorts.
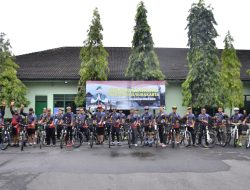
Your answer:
[12,127,19,136]
[27,128,35,136]
[96,127,105,135]
[145,126,154,133]
[173,128,180,134]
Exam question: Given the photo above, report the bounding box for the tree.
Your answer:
[0,33,28,106]
[75,8,109,106]
[125,1,164,80]
[220,31,243,110]
[182,0,220,108]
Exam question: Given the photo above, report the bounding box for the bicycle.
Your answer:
[196,125,216,148]
[72,126,84,148]
[89,124,97,148]
[244,124,250,149]
[0,123,11,150]
[37,124,46,149]
[168,126,177,149]
[179,124,192,147]
[228,123,241,147]
[19,124,28,151]
[212,122,229,147]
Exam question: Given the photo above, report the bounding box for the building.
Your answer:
[5,47,250,117]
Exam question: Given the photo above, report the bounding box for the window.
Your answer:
[54,94,76,113]
[244,95,250,113]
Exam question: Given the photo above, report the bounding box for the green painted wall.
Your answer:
[4,80,250,118]
[4,81,78,118]
[165,82,186,115]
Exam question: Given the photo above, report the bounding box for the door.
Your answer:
[35,96,47,116]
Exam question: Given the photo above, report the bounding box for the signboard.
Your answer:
[86,81,165,110]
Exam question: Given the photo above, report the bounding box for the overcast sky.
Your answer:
[1,0,250,55]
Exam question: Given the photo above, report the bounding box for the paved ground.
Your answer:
[0,143,250,190]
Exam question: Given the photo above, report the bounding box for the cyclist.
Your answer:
[184,107,196,146]
[110,107,121,146]
[168,106,181,146]
[93,105,106,144]
[62,106,74,146]
[127,108,140,147]
[10,101,22,147]
[40,108,55,146]
[197,108,211,147]
[0,101,5,125]
[0,101,6,143]
[214,107,228,146]
[156,106,168,147]
[230,107,244,147]
[20,106,37,146]
[76,107,89,143]
[141,106,154,146]
[54,108,64,140]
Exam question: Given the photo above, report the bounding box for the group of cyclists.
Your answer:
[1,99,250,150]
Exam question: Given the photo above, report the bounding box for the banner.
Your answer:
[86,81,165,110]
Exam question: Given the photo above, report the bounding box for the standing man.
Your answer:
[141,106,154,146]
[230,107,244,147]
[20,106,37,146]
[214,107,227,146]
[127,108,140,147]
[198,108,211,147]
[168,106,181,146]
[76,107,89,142]
[156,106,168,147]
[110,107,121,146]
[54,108,64,140]
[62,106,74,146]
[184,107,196,146]
[93,105,106,144]
[40,108,55,146]
[10,101,22,147]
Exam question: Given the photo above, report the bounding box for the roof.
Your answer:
[15,47,250,81]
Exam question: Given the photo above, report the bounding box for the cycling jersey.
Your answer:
[0,112,3,125]
[93,111,106,126]
[141,112,153,124]
[186,113,195,126]
[230,113,243,123]
[54,113,63,125]
[168,112,181,125]
[62,112,74,125]
[215,112,225,125]
[156,111,168,125]
[198,113,211,126]
[44,114,54,127]
[76,113,88,126]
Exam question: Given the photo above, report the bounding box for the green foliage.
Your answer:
[0,33,28,107]
[125,1,164,80]
[182,0,221,108]
[75,8,109,106]
[220,31,243,108]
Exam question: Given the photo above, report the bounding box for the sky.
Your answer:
[1,0,250,55]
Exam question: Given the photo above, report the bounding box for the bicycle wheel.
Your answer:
[245,131,250,149]
[201,132,216,148]
[90,132,94,148]
[60,133,64,149]
[155,130,159,148]
[20,134,25,151]
[171,131,175,149]
[183,131,191,147]
[108,131,112,148]
[1,133,10,150]
[128,130,131,149]
[73,131,83,148]
[233,132,238,148]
